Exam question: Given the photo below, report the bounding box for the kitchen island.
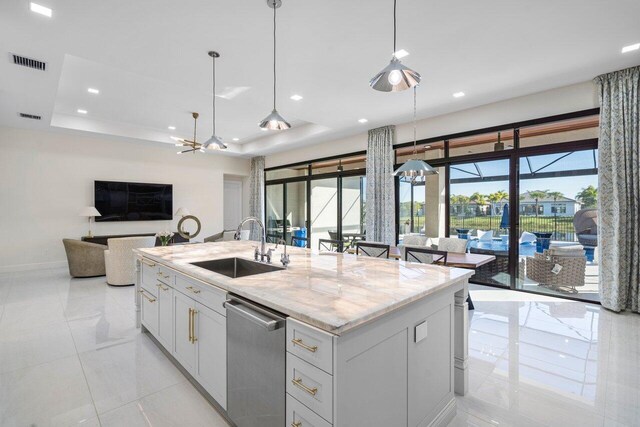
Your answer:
[135,241,473,427]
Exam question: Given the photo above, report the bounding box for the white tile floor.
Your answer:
[0,269,638,426]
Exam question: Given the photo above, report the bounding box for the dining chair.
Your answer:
[356,242,390,259]
[318,238,344,253]
[404,247,448,265]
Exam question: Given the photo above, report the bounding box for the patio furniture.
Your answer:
[318,238,344,252]
[329,231,352,250]
[573,209,597,261]
[437,238,468,254]
[405,247,447,264]
[62,239,108,278]
[477,230,494,242]
[525,244,586,293]
[104,236,156,286]
[455,228,471,239]
[519,231,537,245]
[291,235,308,248]
[469,247,510,287]
[356,242,390,258]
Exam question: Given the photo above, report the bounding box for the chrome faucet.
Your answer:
[275,239,290,267]
[235,217,270,263]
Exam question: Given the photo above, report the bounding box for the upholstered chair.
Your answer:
[104,236,156,286]
[397,234,436,260]
[437,237,468,254]
[62,239,108,278]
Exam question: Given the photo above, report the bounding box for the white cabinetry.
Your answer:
[138,258,227,411]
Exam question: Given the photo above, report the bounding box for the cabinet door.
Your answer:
[156,283,174,351]
[194,302,227,409]
[173,291,196,373]
[140,288,158,335]
[141,259,158,289]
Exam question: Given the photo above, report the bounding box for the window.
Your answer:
[449,130,514,157]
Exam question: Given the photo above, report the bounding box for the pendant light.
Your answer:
[259,0,291,130]
[202,51,227,150]
[393,86,437,181]
[176,112,203,155]
[370,0,421,92]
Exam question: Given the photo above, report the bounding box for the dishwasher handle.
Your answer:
[224,299,285,331]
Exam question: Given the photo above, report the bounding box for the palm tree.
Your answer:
[488,190,508,215]
[527,190,549,217]
[576,185,598,208]
[470,192,487,216]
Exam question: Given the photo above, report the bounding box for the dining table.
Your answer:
[388,246,496,269]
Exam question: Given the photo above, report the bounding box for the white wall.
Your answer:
[0,127,250,272]
[265,81,599,168]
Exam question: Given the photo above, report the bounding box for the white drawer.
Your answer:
[286,353,333,423]
[287,394,332,427]
[174,274,226,316]
[156,265,173,285]
[287,318,334,374]
[140,258,158,289]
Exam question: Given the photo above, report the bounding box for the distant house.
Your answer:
[519,192,581,216]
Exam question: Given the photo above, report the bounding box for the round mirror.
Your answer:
[177,215,201,240]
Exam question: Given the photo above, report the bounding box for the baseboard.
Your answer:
[0,260,67,274]
[427,397,457,427]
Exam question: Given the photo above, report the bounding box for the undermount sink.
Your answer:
[190,257,284,279]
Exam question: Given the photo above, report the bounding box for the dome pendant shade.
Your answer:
[259,109,291,130]
[394,159,437,182]
[202,134,227,150]
[370,57,421,92]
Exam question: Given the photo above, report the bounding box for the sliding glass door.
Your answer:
[310,178,338,251]
[449,158,511,287]
[516,149,599,302]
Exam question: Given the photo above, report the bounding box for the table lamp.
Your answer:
[79,207,101,238]
[175,207,190,218]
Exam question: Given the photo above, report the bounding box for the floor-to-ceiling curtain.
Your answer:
[594,66,640,312]
[248,156,265,241]
[365,125,396,244]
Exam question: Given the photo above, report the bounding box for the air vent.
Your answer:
[19,113,42,120]
[12,54,46,71]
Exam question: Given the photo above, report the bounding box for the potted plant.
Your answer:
[156,231,174,246]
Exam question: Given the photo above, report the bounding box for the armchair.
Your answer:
[104,236,156,286]
[526,245,586,293]
[62,239,108,278]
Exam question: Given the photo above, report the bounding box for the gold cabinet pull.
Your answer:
[141,259,156,267]
[188,308,193,343]
[156,283,169,291]
[191,309,198,343]
[291,422,302,427]
[156,272,170,279]
[291,378,317,396]
[138,290,156,303]
[291,338,318,353]
[186,286,201,294]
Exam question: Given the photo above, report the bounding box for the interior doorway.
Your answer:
[223,179,243,231]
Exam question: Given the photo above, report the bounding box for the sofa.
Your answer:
[104,236,156,286]
[62,239,108,278]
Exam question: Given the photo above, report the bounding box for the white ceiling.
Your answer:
[1,0,639,157]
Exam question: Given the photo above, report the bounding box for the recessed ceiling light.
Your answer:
[453,92,465,98]
[77,109,87,114]
[168,126,176,130]
[87,88,100,94]
[622,43,640,53]
[394,49,409,59]
[30,2,52,17]
[290,94,303,101]
[232,138,239,141]
[358,118,368,123]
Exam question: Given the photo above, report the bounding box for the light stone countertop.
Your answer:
[135,241,474,335]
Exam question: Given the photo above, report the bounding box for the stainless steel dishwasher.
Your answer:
[224,295,286,427]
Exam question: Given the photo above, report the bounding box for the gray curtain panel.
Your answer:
[248,156,265,241]
[365,125,396,245]
[594,66,640,312]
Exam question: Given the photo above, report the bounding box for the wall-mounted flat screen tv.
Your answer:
[94,180,173,222]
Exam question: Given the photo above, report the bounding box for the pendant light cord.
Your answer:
[413,85,417,155]
[193,114,197,144]
[273,1,277,110]
[393,0,397,54]
[212,56,216,135]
